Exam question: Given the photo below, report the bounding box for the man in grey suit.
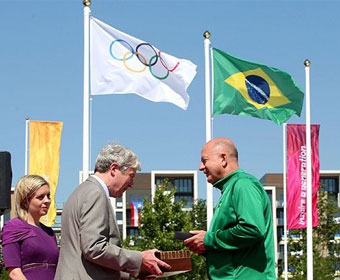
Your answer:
[55,143,170,279]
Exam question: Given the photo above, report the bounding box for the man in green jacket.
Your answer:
[184,137,276,279]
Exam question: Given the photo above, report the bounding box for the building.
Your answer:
[111,170,198,239]
[260,170,340,275]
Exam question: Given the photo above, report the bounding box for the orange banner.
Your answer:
[29,121,63,226]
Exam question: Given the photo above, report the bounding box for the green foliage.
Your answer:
[0,268,9,280]
[0,243,9,280]
[285,186,340,279]
[123,179,208,279]
[189,199,207,231]
[0,250,8,280]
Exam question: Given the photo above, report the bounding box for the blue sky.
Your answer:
[1,0,339,205]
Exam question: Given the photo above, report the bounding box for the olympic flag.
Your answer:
[90,17,197,110]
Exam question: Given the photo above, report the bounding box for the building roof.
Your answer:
[260,173,284,189]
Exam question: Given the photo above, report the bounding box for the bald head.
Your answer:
[199,137,239,184]
[207,138,238,161]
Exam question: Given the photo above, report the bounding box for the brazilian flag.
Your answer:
[213,48,304,125]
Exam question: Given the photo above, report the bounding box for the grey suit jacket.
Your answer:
[55,176,142,279]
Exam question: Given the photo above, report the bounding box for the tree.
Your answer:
[123,179,207,279]
[286,186,340,279]
[0,243,9,280]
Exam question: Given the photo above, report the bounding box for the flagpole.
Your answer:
[203,31,213,228]
[283,123,288,280]
[304,59,313,280]
[25,116,30,175]
[82,0,91,181]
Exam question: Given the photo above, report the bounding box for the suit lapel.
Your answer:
[87,176,122,245]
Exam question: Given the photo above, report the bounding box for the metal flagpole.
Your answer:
[283,123,288,280]
[304,59,313,280]
[82,0,91,182]
[25,116,30,175]
[203,31,213,228]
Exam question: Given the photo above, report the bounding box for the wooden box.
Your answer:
[140,250,192,278]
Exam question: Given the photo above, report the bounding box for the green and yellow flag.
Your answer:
[213,48,304,124]
[29,121,63,226]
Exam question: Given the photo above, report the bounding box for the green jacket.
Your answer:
[204,169,276,279]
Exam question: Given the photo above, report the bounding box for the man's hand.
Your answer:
[183,230,206,254]
[139,249,171,278]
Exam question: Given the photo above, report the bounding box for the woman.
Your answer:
[2,175,59,280]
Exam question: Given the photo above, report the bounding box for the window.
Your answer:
[265,190,272,203]
[116,212,122,221]
[278,226,284,239]
[116,197,123,208]
[127,227,140,236]
[155,176,194,208]
[175,195,193,208]
[320,177,340,215]
[320,177,339,193]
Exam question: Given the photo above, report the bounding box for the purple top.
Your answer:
[2,218,59,280]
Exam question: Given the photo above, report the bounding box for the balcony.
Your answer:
[290,250,303,256]
[279,234,302,245]
[280,271,293,278]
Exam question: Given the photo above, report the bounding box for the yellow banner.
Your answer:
[29,121,63,227]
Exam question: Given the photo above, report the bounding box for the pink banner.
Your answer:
[287,124,320,229]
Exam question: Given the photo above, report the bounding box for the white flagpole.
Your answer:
[25,116,30,175]
[283,123,288,280]
[203,31,213,228]
[304,59,313,280]
[82,1,91,181]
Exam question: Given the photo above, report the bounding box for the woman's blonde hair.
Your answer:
[14,175,49,221]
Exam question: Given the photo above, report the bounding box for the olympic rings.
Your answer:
[149,55,169,80]
[159,51,179,72]
[123,51,147,73]
[110,39,134,61]
[109,39,180,80]
[136,43,158,67]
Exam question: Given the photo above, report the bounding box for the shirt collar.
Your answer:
[213,169,243,192]
[92,174,109,198]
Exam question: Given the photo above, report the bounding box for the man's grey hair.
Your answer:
[94,143,141,173]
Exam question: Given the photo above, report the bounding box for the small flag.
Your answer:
[213,48,304,124]
[90,17,197,110]
[29,121,63,227]
[287,124,320,229]
[130,200,143,227]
